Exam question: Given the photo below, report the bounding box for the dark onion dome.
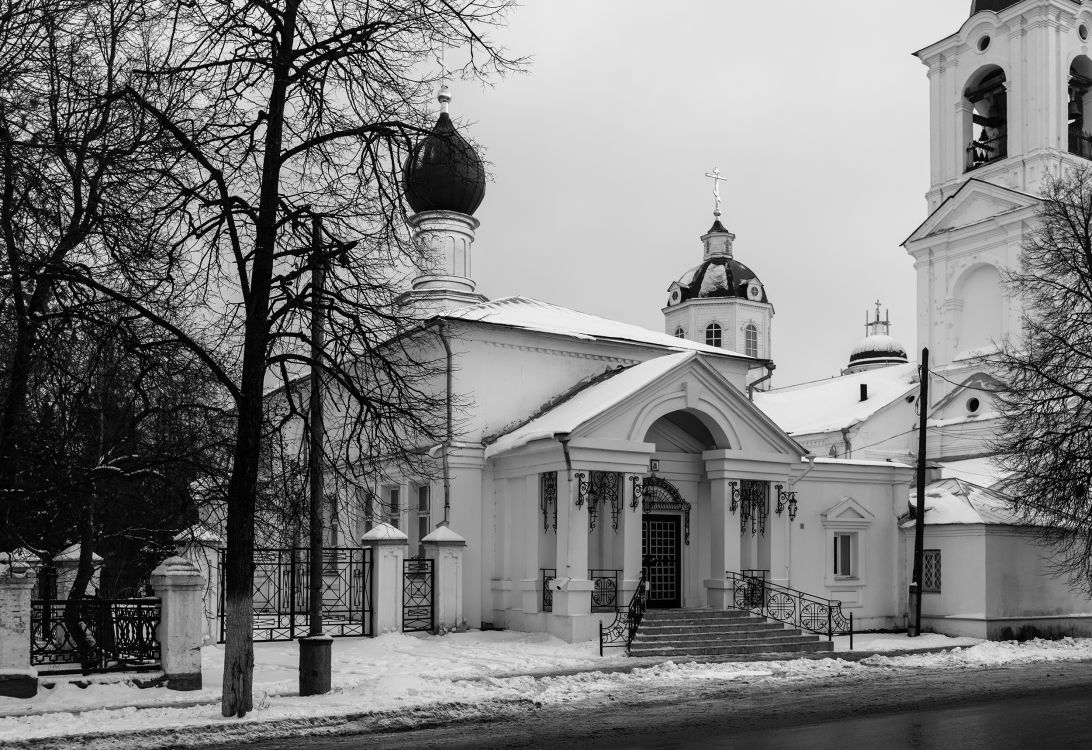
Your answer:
[848,334,908,368]
[668,257,768,306]
[402,88,486,216]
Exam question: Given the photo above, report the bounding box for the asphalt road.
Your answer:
[233,661,1092,750]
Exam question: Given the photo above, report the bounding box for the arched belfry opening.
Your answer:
[1069,56,1092,159]
[964,66,1007,172]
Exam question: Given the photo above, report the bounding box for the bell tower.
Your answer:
[904,0,1092,403]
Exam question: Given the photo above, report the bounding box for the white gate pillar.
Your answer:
[704,470,741,609]
[362,523,408,634]
[0,567,37,698]
[150,556,205,691]
[421,525,467,633]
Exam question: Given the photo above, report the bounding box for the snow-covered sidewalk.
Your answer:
[3,631,1092,746]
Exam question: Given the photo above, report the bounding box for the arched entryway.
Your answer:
[641,476,690,608]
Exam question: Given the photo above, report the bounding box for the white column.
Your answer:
[552,471,592,617]
[422,526,467,633]
[447,444,485,629]
[0,569,37,698]
[150,556,205,691]
[704,476,742,608]
[519,473,546,613]
[768,482,792,588]
[362,523,409,634]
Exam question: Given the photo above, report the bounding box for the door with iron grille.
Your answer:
[642,514,681,608]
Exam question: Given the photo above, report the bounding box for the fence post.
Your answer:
[0,566,37,698]
[422,525,467,634]
[361,523,408,634]
[150,556,205,690]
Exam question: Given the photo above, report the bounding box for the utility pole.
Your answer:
[908,347,929,637]
[299,212,332,695]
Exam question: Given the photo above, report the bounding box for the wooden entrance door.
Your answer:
[642,514,681,608]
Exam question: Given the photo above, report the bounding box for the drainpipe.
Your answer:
[840,427,852,460]
[748,362,776,401]
[555,433,573,480]
[438,321,454,526]
[790,454,817,489]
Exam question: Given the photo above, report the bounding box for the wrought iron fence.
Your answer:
[31,598,161,674]
[599,569,648,655]
[541,568,556,612]
[218,547,372,642]
[726,570,853,647]
[403,557,434,632]
[589,569,620,612]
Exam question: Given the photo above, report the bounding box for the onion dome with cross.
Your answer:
[402,86,486,216]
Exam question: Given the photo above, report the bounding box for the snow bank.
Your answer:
[2,632,1091,746]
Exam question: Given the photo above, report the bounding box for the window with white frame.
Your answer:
[923,549,941,593]
[820,497,873,589]
[745,324,758,358]
[705,322,722,347]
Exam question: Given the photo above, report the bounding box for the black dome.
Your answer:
[403,111,486,216]
[970,0,1074,14]
[673,258,769,304]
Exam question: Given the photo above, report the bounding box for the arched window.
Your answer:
[674,326,685,338]
[964,66,1007,172]
[705,322,722,348]
[745,324,758,358]
[1069,56,1092,159]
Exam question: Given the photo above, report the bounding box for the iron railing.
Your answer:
[598,569,649,655]
[726,571,853,648]
[403,557,434,632]
[219,547,372,642]
[31,598,161,674]
[966,130,1007,171]
[590,569,620,612]
[541,568,556,612]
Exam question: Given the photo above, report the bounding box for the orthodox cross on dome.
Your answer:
[704,167,728,217]
[865,300,891,337]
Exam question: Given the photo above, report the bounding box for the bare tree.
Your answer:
[994,163,1092,594]
[80,0,524,716]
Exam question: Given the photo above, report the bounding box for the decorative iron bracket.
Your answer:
[575,472,589,508]
[629,475,644,510]
[541,472,558,533]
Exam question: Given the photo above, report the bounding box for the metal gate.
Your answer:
[218,547,372,642]
[642,514,681,608]
[402,557,434,632]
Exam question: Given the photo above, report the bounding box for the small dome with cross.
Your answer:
[402,87,487,216]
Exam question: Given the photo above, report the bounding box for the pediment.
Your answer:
[929,372,1003,422]
[905,180,1037,245]
[820,496,874,527]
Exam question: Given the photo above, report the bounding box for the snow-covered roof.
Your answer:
[937,456,1009,489]
[485,352,694,458]
[753,362,918,436]
[900,478,1020,527]
[442,296,750,359]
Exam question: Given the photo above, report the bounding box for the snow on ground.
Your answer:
[832,631,981,652]
[2,631,1092,745]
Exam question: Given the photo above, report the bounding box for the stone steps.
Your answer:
[628,608,833,658]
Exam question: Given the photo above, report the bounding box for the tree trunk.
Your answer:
[220,0,300,718]
[62,502,98,670]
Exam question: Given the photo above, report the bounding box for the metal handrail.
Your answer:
[726,570,854,649]
[598,569,649,656]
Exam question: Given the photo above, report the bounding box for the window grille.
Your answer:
[674,326,685,338]
[923,549,941,592]
[745,324,758,357]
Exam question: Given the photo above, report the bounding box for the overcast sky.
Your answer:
[450,2,970,387]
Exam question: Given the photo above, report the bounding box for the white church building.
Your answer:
[242,0,1092,647]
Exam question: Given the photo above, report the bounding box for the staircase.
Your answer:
[628,608,834,658]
